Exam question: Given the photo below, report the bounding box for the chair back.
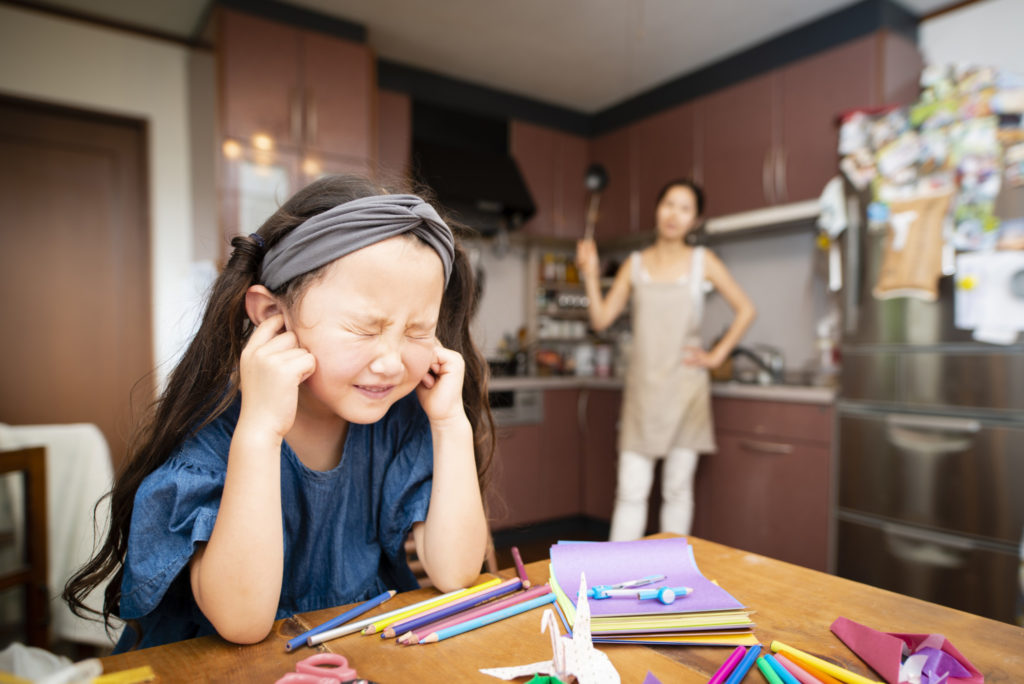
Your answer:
[0,446,49,647]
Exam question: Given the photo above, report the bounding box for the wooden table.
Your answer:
[100,535,1024,682]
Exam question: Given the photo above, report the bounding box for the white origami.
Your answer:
[480,573,620,684]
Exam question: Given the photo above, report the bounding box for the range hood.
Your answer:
[412,140,536,236]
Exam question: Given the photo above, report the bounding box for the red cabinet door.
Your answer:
[590,127,635,238]
[778,35,877,203]
[510,120,558,236]
[581,389,621,522]
[301,31,374,163]
[699,72,776,217]
[556,132,589,240]
[376,89,411,181]
[219,10,302,148]
[633,102,697,231]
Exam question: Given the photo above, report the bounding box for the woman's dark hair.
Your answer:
[655,178,707,245]
[63,174,495,637]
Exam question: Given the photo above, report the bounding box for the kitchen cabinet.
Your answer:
[487,390,582,529]
[376,89,411,181]
[580,389,621,522]
[700,32,921,216]
[693,397,834,571]
[214,9,375,241]
[510,121,588,238]
[589,126,636,239]
[218,9,373,161]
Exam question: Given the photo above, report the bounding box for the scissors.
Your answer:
[275,653,373,684]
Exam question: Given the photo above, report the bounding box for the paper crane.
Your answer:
[480,572,620,683]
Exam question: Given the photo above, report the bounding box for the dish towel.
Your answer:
[0,423,119,647]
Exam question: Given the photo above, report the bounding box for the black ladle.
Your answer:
[583,163,608,240]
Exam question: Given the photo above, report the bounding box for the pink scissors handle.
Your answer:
[295,653,358,681]
[275,673,338,684]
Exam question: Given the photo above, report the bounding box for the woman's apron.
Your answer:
[618,248,716,455]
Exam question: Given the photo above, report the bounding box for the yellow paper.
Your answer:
[92,665,156,684]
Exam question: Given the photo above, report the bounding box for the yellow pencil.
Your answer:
[770,641,883,684]
[361,577,502,634]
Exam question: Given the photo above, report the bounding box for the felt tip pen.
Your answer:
[723,644,762,684]
[707,645,746,684]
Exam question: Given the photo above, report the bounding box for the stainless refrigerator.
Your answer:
[835,187,1024,624]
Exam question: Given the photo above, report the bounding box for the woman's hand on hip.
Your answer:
[682,345,726,369]
[238,313,317,439]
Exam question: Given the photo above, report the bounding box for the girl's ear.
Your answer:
[244,285,281,326]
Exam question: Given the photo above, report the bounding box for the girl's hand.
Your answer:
[682,345,726,370]
[238,314,317,440]
[416,341,467,425]
[576,239,601,282]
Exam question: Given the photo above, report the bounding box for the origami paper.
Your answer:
[481,573,620,684]
[830,617,983,684]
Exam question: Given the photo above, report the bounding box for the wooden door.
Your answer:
[376,90,411,183]
[219,9,303,148]
[555,132,589,240]
[778,35,877,203]
[302,31,374,162]
[633,102,697,231]
[0,96,152,470]
[581,389,621,521]
[699,72,776,216]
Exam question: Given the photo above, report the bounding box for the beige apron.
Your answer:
[618,248,716,455]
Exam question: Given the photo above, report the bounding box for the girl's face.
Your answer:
[286,236,445,425]
[655,185,700,241]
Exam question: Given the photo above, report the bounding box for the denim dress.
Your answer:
[114,392,433,652]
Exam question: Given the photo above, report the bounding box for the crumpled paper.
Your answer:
[830,617,983,684]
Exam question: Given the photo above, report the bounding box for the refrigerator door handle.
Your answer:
[885,414,981,433]
[882,522,972,569]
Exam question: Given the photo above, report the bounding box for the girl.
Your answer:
[64,175,493,651]
[577,179,754,541]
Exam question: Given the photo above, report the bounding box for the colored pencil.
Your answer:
[764,654,802,684]
[308,584,489,646]
[707,646,746,684]
[360,577,502,635]
[381,577,522,638]
[770,642,883,684]
[510,546,531,588]
[418,592,557,643]
[757,656,785,684]
[284,589,395,651]
[723,645,762,684]
[398,584,552,644]
[775,654,838,684]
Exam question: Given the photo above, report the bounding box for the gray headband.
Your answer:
[260,194,455,291]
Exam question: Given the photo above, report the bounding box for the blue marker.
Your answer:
[723,644,762,684]
[764,653,802,684]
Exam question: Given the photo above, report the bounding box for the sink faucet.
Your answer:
[730,345,785,385]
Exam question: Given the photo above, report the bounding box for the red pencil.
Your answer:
[398,584,551,644]
[510,546,531,588]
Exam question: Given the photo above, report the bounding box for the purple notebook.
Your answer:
[550,537,745,617]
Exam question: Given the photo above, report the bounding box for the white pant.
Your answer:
[608,448,699,541]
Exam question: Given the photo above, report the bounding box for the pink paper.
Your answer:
[830,616,983,684]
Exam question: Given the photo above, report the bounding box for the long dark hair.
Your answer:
[63,174,494,634]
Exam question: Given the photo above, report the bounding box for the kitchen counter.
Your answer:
[488,375,836,404]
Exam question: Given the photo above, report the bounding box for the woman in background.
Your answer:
[577,179,755,541]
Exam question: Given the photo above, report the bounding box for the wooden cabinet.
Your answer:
[488,388,621,530]
[510,121,588,238]
[589,126,635,239]
[215,9,375,241]
[487,390,582,529]
[693,397,834,571]
[632,102,697,232]
[699,72,777,217]
[376,89,412,181]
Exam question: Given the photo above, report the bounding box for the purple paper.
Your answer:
[642,672,663,684]
[550,538,744,617]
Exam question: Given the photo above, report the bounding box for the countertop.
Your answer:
[489,374,836,404]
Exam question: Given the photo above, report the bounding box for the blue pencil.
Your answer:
[418,592,556,643]
[285,589,396,652]
[723,644,762,684]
